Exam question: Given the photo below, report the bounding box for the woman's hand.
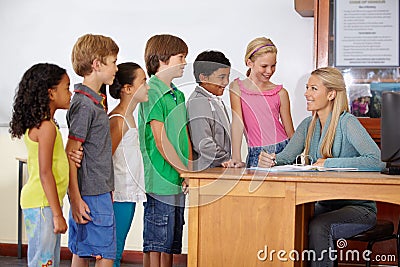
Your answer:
[258,151,276,168]
[313,158,326,167]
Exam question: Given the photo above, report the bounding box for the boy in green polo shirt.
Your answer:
[138,34,190,267]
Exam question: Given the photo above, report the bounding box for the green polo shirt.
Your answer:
[138,75,189,195]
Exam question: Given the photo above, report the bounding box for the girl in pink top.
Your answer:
[224,37,294,167]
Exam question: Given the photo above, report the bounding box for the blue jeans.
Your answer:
[143,193,185,254]
[246,139,289,167]
[308,203,376,267]
[23,207,61,267]
[113,202,136,267]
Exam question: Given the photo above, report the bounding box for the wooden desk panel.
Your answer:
[183,168,400,267]
[296,182,400,205]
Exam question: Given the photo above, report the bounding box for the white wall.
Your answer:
[0,0,314,253]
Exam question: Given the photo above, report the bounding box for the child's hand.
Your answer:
[182,178,189,194]
[221,159,245,168]
[68,146,84,168]
[71,198,91,224]
[258,152,276,168]
[53,215,68,234]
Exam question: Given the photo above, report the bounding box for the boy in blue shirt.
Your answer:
[65,33,119,267]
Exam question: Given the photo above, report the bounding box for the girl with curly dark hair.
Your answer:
[9,63,72,266]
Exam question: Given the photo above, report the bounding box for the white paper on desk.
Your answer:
[249,165,359,172]
[317,167,359,172]
[249,165,318,172]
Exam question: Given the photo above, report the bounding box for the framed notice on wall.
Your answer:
[335,0,400,67]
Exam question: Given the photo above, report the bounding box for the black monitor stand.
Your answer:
[381,166,400,175]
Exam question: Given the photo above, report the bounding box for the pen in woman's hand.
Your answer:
[270,155,277,166]
[259,149,276,167]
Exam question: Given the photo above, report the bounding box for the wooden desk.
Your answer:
[16,157,27,259]
[182,168,400,267]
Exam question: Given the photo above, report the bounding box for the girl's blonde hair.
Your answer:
[304,67,349,162]
[244,37,277,77]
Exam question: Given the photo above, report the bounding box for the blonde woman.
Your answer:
[259,67,384,266]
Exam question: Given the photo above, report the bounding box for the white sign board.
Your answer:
[335,0,399,67]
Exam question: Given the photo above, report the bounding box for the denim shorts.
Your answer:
[143,193,185,254]
[246,139,289,167]
[23,207,61,267]
[68,192,116,260]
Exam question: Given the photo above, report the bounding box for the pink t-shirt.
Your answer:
[237,78,288,147]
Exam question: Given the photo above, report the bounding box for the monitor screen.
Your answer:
[381,91,400,175]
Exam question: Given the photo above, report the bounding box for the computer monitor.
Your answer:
[381,91,400,175]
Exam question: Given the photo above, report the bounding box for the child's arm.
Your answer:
[67,146,84,167]
[183,126,192,193]
[187,98,231,168]
[186,126,193,171]
[36,121,67,234]
[227,81,246,167]
[65,139,91,224]
[151,120,190,193]
[151,120,189,174]
[279,88,295,138]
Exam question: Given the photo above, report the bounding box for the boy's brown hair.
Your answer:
[144,34,188,76]
[71,33,119,77]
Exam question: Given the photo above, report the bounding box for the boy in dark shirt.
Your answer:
[65,33,119,266]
